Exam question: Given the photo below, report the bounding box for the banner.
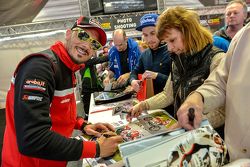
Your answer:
[98,15,142,31]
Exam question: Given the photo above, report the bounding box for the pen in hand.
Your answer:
[188,108,195,127]
[101,131,117,138]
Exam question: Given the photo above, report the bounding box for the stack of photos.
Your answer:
[115,109,177,142]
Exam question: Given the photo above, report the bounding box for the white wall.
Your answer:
[0,30,66,108]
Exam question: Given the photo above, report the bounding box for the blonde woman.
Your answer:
[128,7,225,132]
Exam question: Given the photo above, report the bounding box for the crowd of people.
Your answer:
[127,7,226,133]
[2,0,250,166]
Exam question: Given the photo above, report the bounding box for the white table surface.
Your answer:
[87,93,135,124]
[83,93,134,167]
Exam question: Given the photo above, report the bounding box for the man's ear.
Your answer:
[66,29,72,40]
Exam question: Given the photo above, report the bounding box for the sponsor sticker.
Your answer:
[23,79,46,92]
[22,95,43,102]
[61,99,70,103]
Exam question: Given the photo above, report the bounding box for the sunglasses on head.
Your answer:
[72,28,102,50]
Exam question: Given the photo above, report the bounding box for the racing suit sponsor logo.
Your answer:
[60,99,70,103]
[22,95,43,101]
[23,85,46,91]
[25,79,46,86]
[24,79,46,92]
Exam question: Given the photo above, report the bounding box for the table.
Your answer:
[82,93,177,167]
[87,93,136,124]
[82,93,136,167]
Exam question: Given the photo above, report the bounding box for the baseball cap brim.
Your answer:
[136,23,156,31]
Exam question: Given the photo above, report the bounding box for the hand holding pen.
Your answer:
[131,80,142,92]
[177,92,204,130]
[177,104,203,130]
[188,108,195,127]
[97,131,123,158]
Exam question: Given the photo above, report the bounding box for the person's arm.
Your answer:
[141,69,168,83]
[102,50,115,86]
[155,72,168,85]
[15,56,114,161]
[150,51,171,87]
[145,75,174,110]
[197,52,229,114]
[198,51,226,128]
[103,70,114,87]
[129,51,147,92]
[132,45,142,71]
[209,52,225,72]
[130,53,145,83]
[177,44,232,130]
[128,76,174,119]
[107,49,115,73]
[85,56,109,66]
[117,72,130,86]
[195,63,227,113]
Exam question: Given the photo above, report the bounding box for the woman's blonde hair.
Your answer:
[156,6,213,55]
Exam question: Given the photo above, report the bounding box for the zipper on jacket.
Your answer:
[174,86,181,118]
[173,55,185,118]
[177,55,185,73]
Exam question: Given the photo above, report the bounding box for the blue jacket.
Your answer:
[213,35,230,52]
[130,44,171,94]
[214,26,232,43]
[108,38,141,79]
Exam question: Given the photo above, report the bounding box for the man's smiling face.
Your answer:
[65,28,99,64]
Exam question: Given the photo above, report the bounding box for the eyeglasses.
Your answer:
[72,28,102,50]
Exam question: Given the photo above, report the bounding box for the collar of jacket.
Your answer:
[217,26,232,42]
[50,41,85,72]
[170,43,213,71]
[150,43,167,54]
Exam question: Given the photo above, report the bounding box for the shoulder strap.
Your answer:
[39,49,58,66]
[13,49,59,77]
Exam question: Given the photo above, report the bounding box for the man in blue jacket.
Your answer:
[103,29,141,88]
[130,14,171,95]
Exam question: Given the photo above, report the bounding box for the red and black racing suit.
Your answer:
[1,42,98,167]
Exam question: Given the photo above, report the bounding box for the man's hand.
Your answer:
[142,70,158,80]
[131,80,142,92]
[177,92,204,130]
[126,101,147,122]
[84,123,115,137]
[97,134,123,158]
[103,71,114,87]
[103,77,111,87]
[117,72,130,86]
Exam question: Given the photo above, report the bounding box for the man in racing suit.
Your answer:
[1,16,122,167]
